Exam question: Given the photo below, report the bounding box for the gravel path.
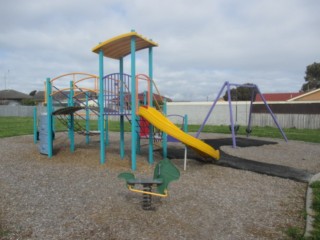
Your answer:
[0,132,315,239]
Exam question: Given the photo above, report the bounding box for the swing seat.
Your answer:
[118,158,180,209]
[229,124,240,133]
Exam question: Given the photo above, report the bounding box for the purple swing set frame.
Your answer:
[196,81,288,148]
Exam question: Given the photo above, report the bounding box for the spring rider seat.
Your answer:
[118,158,180,210]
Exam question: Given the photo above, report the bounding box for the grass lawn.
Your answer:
[187,124,320,143]
[1,117,320,143]
[310,181,320,238]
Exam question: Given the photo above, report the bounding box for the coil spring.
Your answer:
[142,185,153,210]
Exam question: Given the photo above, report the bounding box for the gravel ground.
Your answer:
[0,132,315,239]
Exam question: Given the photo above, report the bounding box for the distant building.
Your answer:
[111,92,172,106]
[33,91,45,105]
[288,88,320,101]
[137,93,172,104]
[33,90,98,106]
[255,89,320,102]
[255,92,302,102]
[0,89,31,105]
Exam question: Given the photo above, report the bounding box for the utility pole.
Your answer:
[3,69,9,103]
[6,69,9,90]
[4,69,9,90]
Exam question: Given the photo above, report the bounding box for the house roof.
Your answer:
[33,90,98,103]
[113,92,172,103]
[33,91,45,101]
[255,92,302,102]
[288,88,320,101]
[137,93,172,103]
[0,89,31,100]
[92,31,158,60]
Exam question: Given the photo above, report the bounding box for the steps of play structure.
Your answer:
[52,106,85,115]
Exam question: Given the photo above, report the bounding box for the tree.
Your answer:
[301,62,320,92]
[21,98,36,106]
[223,83,257,101]
[29,90,37,96]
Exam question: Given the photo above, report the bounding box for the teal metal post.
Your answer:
[162,99,167,158]
[148,46,154,164]
[119,57,125,159]
[184,114,188,133]
[52,113,55,132]
[149,47,154,106]
[99,49,105,164]
[46,78,53,158]
[136,102,141,154]
[105,85,109,147]
[85,93,90,144]
[143,90,147,104]
[33,106,37,143]
[105,115,109,146]
[69,81,75,152]
[136,92,146,155]
[130,33,137,170]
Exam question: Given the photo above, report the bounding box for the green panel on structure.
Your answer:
[153,158,180,195]
[118,172,135,182]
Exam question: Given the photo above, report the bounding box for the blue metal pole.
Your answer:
[85,93,90,144]
[148,47,154,164]
[46,78,53,158]
[149,47,153,107]
[105,115,109,146]
[120,58,124,113]
[137,101,141,155]
[256,86,288,142]
[131,33,137,170]
[183,113,189,170]
[184,114,188,133]
[196,81,228,138]
[33,106,37,143]
[246,88,255,137]
[99,49,105,164]
[52,104,55,133]
[69,81,75,152]
[162,99,167,159]
[227,82,237,148]
[120,57,125,159]
[143,90,147,105]
[105,78,109,147]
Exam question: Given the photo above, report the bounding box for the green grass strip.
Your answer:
[1,117,320,143]
[310,181,320,238]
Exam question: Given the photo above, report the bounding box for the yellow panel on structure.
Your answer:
[92,32,158,59]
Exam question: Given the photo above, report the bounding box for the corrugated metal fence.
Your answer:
[0,105,45,117]
[167,101,320,129]
[1,102,319,129]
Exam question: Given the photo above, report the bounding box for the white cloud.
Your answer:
[0,0,319,100]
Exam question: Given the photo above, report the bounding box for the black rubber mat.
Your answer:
[165,137,313,183]
[203,137,277,149]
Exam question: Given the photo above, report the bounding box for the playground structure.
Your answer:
[36,31,220,171]
[196,81,288,148]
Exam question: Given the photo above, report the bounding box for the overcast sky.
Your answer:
[0,0,319,101]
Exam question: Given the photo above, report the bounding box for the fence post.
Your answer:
[162,99,167,158]
[33,106,37,143]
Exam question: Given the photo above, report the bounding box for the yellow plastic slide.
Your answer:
[138,106,220,160]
